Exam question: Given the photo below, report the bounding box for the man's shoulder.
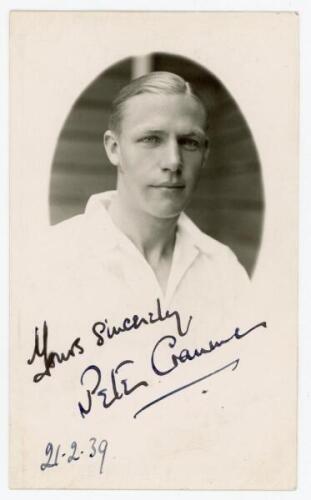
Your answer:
[179,213,250,285]
[39,214,86,258]
[46,191,115,250]
[199,232,249,279]
[180,213,243,263]
[49,213,86,241]
[28,213,96,281]
[197,231,235,259]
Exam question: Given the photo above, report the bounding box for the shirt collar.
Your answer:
[84,190,216,258]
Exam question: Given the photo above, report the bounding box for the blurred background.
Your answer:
[49,53,264,277]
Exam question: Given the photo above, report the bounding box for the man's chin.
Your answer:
[147,204,185,220]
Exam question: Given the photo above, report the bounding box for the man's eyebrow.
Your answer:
[181,130,207,138]
[135,128,166,135]
[135,128,207,138]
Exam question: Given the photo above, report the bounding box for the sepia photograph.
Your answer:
[9,10,298,491]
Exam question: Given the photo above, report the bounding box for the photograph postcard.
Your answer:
[9,11,298,490]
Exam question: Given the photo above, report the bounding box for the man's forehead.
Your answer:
[120,92,207,132]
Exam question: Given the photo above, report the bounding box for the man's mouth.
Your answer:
[151,183,185,189]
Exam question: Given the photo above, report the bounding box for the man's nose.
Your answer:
[162,139,182,172]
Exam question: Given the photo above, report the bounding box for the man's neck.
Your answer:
[108,192,179,291]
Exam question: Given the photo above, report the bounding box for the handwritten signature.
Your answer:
[26,299,267,419]
[78,320,267,419]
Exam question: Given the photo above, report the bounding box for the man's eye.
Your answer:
[140,136,161,145]
[179,138,201,151]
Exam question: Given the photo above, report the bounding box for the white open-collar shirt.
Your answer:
[59,190,250,305]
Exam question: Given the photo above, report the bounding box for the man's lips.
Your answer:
[150,183,185,188]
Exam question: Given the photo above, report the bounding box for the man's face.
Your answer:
[105,92,208,219]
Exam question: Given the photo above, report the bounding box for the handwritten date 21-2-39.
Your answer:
[40,438,108,474]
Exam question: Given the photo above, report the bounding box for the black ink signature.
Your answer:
[78,359,148,418]
[79,320,266,418]
[134,358,240,418]
[27,321,84,383]
[151,321,267,376]
[92,298,192,346]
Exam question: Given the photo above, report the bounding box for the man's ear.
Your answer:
[103,130,120,167]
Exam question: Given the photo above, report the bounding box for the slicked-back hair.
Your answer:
[108,71,208,134]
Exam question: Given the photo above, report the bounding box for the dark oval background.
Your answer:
[49,53,264,277]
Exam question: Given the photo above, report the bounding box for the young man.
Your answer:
[30,70,250,341]
[28,70,250,353]
[80,71,249,303]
